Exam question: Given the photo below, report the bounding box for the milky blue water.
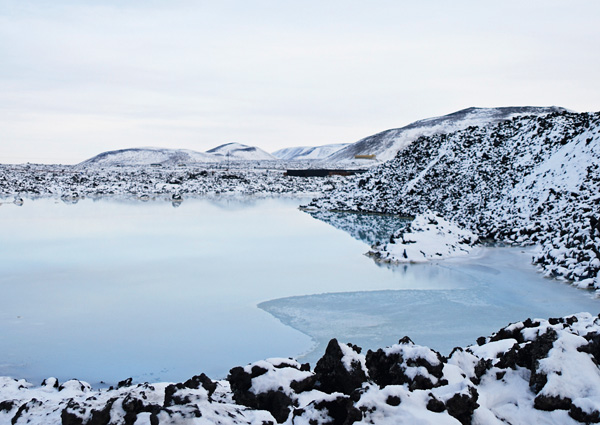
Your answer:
[0,196,598,386]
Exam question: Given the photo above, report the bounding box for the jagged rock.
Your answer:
[293,395,362,425]
[227,364,295,423]
[570,402,600,423]
[534,394,573,411]
[365,338,444,390]
[118,377,133,388]
[313,339,368,395]
[445,387,479,425]
[426,394,445,412]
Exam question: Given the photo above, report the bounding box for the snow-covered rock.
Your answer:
[0,164,346,199]
[368,212,480,263]
[2,313,600,424]
[308,110,600,288]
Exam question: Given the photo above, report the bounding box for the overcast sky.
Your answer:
[1,0,599,164]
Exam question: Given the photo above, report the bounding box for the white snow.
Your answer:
[368,212,480,263]
[206,142,276,161]
[339,342,368,375]
[272,143,350,161]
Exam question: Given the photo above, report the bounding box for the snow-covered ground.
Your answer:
[2,313,600,424]
[307,110,600,289]
[0,163,346,200]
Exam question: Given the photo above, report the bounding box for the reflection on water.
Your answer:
[303,210,408,246]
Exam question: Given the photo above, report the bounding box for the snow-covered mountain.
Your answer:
[206,142,275,161]
[272,143,350,161]
[78,147,219,167]
[307,110,600,288]
[324,106,568,163]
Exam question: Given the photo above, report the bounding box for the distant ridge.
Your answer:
[272,143,350,161]
[207,142,275,161]
[78,147,218,167]
[79,143,275,167]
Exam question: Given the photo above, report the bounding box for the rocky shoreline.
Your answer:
[2,313,600,424]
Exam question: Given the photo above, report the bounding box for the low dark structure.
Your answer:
[285,169,367,177]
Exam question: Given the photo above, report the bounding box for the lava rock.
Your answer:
[445,387,479,425]
[314,339,368,395]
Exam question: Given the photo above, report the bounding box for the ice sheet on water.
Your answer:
[260,247,600,366]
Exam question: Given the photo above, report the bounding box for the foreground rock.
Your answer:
[2,313,600,424]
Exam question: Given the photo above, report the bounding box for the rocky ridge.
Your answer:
[307,111,600,289]
[323,106,567,163]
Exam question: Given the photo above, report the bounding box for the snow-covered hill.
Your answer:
[79,147,219,167]
[272,143,350,161]
[325,106,568,164]
[307,110,600,288]
[207,142,275,161]
[79,143,276,167]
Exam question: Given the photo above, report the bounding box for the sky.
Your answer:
[1,0,600,164]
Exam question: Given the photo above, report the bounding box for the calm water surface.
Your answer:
[0,196,598,386]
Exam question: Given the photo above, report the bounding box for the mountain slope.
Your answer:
[272,143,350,161]
[307,110,600,288]
[206,142,275,161]
[325,106,568,163]
[78,147,219,167]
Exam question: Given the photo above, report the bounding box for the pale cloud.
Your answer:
[1,0,599,163]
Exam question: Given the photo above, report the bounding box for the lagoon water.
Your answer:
[0,196,598,386]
